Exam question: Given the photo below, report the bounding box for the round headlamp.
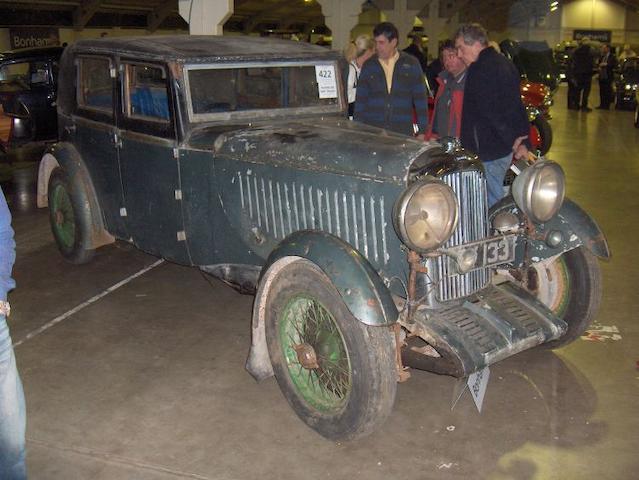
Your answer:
[512,160,565,223]
[393,179,458,252]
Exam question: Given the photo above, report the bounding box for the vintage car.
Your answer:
[615,56,639,110]
[37,36,609,441]
[500,39,561,92]
[0,46,63,153]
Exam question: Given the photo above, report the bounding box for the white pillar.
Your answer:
[316,0,363,51]
[418,0,448,60]
[380,0,427,49]
[178,0,233,35]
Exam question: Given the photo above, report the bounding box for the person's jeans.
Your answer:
[484,154,512,208]
[0,315,26,480]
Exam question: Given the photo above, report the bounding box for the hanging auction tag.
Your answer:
[467,366,490,413]
[315,65,338,99]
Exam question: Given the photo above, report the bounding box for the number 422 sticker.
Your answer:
[315,65,338,99]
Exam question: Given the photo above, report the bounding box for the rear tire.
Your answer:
[264,259,397,440]
[48,167,95,264]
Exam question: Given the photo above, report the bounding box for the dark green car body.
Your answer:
[39,35,608,402]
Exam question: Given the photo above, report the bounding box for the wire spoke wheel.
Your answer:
[265,259,397,440]
[51,182,76,250]
[47,167,95,264]
[280,295,352,412]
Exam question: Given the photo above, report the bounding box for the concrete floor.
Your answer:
[3,84,638,479]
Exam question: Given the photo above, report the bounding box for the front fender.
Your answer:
[245,231,398,381]
[266,230,398,326]
[490,196,611,263]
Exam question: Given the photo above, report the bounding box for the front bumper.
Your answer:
[401,281,567,377]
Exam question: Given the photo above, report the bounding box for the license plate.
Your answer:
[445,235,516,274]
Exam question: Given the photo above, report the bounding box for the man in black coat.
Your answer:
[597,44,617,109]
[571,38,595,112]
[454,23,530,207]
[403,33,427,72]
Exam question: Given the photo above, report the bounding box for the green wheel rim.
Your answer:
[554,257,571,317]
[279,294,352,413]
[51,184,75,250]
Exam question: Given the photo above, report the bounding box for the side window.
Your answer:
[77,56,113,115]
[123,63,169,122]
[29,61,49,85]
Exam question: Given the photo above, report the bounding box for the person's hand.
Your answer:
[513,143,531,162]
[512,135,527,153]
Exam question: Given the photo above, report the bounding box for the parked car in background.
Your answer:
[38,35,609,440]
[554,42,576,82]
[0,46,63,153]
[500,39,561,92]
[615,56,639,110]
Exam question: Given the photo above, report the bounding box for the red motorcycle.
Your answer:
[520,80,553,156]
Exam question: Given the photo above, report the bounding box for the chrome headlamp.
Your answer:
[512,160,565,223]
[393,179,458,252]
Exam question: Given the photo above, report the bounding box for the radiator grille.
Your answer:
[432,170,490,302]
[236,171,390,265]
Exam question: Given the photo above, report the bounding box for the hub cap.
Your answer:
[51,184,75,249]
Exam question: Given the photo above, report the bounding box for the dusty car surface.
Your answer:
[38,35,609,440]
[0,46,63,153]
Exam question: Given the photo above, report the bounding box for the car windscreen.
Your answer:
[0,61,50,88]
[185,62,341,121]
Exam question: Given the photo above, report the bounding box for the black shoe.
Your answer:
[581,106,592,112]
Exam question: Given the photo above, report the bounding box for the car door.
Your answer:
[73,54,128,239]
[117,60,188,263]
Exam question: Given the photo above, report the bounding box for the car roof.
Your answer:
[0,46,64,63]
[69,35,338,63]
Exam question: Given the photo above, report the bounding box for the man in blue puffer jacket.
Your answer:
[355,22,429,138]
[455,23,530,207]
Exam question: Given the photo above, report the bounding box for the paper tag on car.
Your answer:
[467,367,490,412]
[315,65,338,99]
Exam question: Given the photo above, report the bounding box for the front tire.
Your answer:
[526,247,602,348]
[264,259,397,440]
[48,167,95,264]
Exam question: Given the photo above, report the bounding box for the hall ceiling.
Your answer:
[0,0,636,33]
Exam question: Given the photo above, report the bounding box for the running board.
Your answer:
[401,282,568,377]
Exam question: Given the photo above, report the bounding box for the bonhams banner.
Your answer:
[9,28,60,49]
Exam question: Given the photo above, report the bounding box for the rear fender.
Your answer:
[37,142,114,248]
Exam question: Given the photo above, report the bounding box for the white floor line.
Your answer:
[14,259,165,348]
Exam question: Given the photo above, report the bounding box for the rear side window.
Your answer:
[123,63,169,122]
[77,56,113,114]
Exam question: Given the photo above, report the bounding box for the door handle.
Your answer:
[64,124,76,135]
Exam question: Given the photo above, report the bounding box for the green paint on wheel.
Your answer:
[51,184,75,250]
[279,295,352,412]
